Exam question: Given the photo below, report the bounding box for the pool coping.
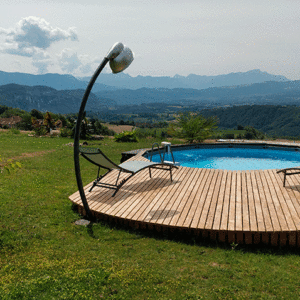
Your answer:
[142,140,300,159]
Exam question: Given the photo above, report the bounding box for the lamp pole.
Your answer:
[73,42,134,220]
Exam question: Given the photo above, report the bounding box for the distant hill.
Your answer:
[95,80,300,106]
[200,105,300,138]
[0,84,115,114]
[0,71,117,92]
[79,69,289,90]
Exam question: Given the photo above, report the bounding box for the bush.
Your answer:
[17,114,33,130]
[9,128,20,134]
[59,127,73,138]
[243,126,265,140]
[33,126,48,136]
[114,131,138,142]
[223,133,235,139]
[94,121,115,136]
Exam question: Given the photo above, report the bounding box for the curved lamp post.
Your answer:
[74,42,134,220]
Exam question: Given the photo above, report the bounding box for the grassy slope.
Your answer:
[1,131,300,299]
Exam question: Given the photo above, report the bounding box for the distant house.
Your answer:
[0,116,22,128]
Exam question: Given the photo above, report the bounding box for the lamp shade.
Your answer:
[109,46,134,74]
[106,42,124,60]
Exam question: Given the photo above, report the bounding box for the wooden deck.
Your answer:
[69,150,300,247]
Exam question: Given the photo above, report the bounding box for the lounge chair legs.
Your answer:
[89,180,98,192]
[112,174,134,197]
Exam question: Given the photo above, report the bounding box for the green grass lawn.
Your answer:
[1,130,300,299]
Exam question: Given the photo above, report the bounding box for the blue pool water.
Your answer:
[149,147,300,170]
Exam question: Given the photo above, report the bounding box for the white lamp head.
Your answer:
[106,42,124,60]
[106,42,134,74]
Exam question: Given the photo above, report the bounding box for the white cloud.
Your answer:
[0,16,78,57]
[32,51,52,74]
[57,49,103,75]
[0,16,79,74]
[58,48,81,73]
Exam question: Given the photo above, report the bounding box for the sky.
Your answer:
[0,0,299,80]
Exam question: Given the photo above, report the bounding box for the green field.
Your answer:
[1,130,300,299]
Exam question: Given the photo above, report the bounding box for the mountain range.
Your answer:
[79,69,288,90]
[0,69,288,92]
[0,69,299,114]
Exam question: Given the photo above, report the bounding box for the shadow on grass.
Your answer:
[87,223,97,239]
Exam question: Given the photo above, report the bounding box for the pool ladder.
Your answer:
[150,142,179,166]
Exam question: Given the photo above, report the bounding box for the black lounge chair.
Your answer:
[277,167,300,187]
[79,147,178,196]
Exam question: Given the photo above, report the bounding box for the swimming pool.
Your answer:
[148,145,300,170]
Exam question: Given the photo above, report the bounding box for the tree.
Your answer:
[168,112,218,143]
[30,109,43,120]
[17,114,32,130]
[43,112,54,133]
[244,126,265,140]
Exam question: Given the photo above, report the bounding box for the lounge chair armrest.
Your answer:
[277,167,300,174]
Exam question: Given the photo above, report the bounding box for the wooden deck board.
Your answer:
[241,171,250,232]
[254,171,273,244]
[251,171,266,232]
[264,170,289,231]
[286,174,300,230]
[189,169,215,229]
[287,174,300,247]
[235,171,243,243]
[271,169,298,230]
[87,171,128,211]
[205,170,223,231]
[91,170,149,215]
[122,167,177,222]
[138,167,187,225]
[219,171,232,241]
[136,167,189,223]
[228,171,236,243]
[264,170,288,246]
[116,170,167,219]
[167,168,200,227]
[172,169,205,228]
[178,168,207,228]
[182,168,210,228]
[196,170,219,230]
[110,169,165,217]
[158,167,198,226]
[271,169,299,246]
[212,170,227,232]
[246,170,258,233]
[268,169,296,231]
